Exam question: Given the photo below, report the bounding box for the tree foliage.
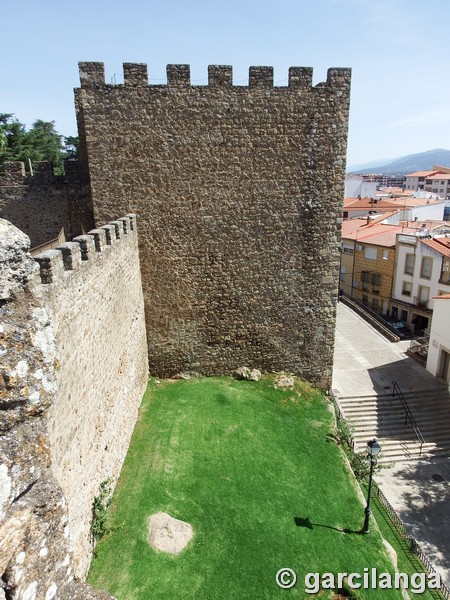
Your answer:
[0,113,78,174]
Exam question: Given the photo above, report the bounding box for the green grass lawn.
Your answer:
[88,376,406,599]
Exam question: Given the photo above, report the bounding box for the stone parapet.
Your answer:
[33,215,136,284]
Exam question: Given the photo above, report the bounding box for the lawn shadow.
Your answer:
[294,517,363,535]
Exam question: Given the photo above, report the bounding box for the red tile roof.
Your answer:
[387,197,443,207]
[343,197,400,210]
[427,174,450,181]
[341,219,417,247]
[405,170,443,177]
[399,220,450,231]
[420,237,450,257]
[379,188,414,196]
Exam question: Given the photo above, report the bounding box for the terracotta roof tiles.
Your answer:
[405,170,443,177]
[420,237,450,257]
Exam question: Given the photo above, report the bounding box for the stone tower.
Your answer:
[75,62,351,386]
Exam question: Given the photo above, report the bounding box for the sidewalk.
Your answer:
[333,302,450,586]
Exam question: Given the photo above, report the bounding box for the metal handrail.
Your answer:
[392,380,425,456]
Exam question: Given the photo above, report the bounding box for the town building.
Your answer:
[342,197,399,220]
[344,174,377,199]
[404,170,443,191]
[340,218,412,315]
[381,196,446,223]
[391,233,450,333]
[423,173,450,198]
[360,173,406,188]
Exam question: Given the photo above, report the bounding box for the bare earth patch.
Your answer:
[148,512,193,555]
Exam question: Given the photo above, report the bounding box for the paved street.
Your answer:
[333,302,438,398]
[333,302,450,586]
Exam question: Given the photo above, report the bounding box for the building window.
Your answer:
[418,285,430,308]
[402,281,412,296]
[440,258,450,283]
[342,246,354,255]
[364,246,377,260]
[404,253,415,275]
[382,249,389,260]
[420,256,433,279]
[372,297,379,310]
[361,271,370,290]
[362,295,368,306]
[371,273,381,293]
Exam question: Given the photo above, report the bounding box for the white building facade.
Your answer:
[345,174,378,199]
[426,295,450,392]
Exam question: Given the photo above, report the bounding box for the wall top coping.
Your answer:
[77,62,351,91]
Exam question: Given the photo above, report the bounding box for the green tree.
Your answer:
[63,135,79,160]
[0,113,29,168]
[26,119,64,172]
[0,114,74,174]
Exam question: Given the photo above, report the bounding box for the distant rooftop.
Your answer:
[341,219,416,247]
[421,236,450,258]
[405,170,443,177]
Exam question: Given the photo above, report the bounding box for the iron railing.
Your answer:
[392,380,425,456]
[373,482,450,599]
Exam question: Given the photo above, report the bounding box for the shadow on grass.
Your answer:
[294,516,363,535]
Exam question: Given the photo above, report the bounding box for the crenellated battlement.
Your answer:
[33,214,137,284]
[78,61,351,90]
[0,159,85,183]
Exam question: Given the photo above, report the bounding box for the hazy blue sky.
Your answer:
[3,0,449,166]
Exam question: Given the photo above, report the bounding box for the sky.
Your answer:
[3,0,450,167]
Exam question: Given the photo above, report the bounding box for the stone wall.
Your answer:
[0,161,94,249]
[75,62,351,387]
[32,214,148,578]
[0,214,147,597]
[0,219,114,599]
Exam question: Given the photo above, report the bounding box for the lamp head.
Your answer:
[367,438,381,458]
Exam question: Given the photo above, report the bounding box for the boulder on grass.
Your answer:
[148,512,193,555]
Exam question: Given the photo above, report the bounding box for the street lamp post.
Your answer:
[362,438,381,534]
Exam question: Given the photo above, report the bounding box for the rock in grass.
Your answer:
[148,512,193,555]
[234,367,261,381]
[274,374,296,390]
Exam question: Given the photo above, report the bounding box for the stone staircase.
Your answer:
[337,388,450,463]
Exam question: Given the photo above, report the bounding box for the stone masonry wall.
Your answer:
[0,161,94,249]
[0,219,114,599]
[75,62,351,387]
[31,214,148,578]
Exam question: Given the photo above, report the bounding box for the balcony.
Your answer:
[413,296,429,310]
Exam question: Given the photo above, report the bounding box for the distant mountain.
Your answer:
[349,149,450,175]
[347,157,397,172]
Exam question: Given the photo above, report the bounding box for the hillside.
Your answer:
[350,149,450,175]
